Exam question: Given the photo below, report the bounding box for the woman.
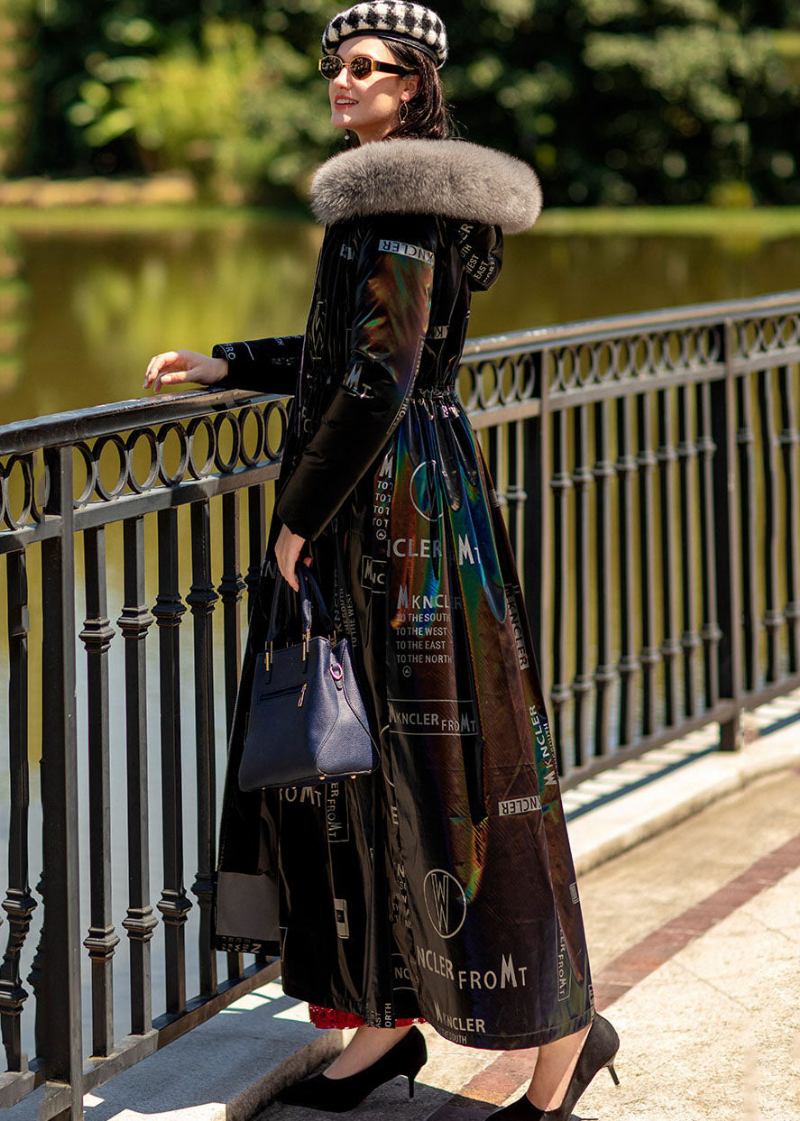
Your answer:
[144,4,619,1118]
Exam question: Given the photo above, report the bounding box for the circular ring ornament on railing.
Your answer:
[761,317,778,350]
[558,347,576,391]
[457,364,479,412]
[126,428,159,494]
[477,361,503,410]
[213,411,242,473]
[1,454,35,530]
[157,422,189,487]
[775,313,793,343]
[664,330,682,371]
[629,335,649,378]
[576,342,595,386]
[594,340,615,383]
[614,338,632,380]
[186,415,217,479]
[497,357,518,406]
[647,333,665,374]
[517,354,536,400]
[92,433,128,501]
[683,330,697,366]
[696,326,719,363]
[261,399,289,462]
[72,441,98,508]
[237,404,266,467]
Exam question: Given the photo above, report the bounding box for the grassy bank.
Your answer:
[536,207,800,237]
[2,202,800,238]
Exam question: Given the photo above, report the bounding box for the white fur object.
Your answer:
[309,137,543,233]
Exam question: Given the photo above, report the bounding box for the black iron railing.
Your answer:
[1,290,799,1117]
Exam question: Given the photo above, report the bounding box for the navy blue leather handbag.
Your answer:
[238,561,380,791]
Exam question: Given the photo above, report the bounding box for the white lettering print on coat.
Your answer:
[498,794,542,816]
[556,919,571,1001]
[377,238,435,267]
[279,785,323,806]
[432,1002,487,1039]
[418,947,530,991]
[387,697,479,737]
[360,555,387,593]
[529,705,558,787]
[423,869,467,938]
[391,533,480,564]
[373,449,394,543]
[391,952,416,994]
[325,782,350,843]
[505,584,530,670]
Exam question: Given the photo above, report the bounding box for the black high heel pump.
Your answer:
[273,1023,428,1112]
[486,1013,620,1120]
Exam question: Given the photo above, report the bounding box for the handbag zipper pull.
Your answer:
[297,681,307,706]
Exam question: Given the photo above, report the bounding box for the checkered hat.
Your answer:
[322,2,448,69]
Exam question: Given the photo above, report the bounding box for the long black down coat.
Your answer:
[210,137,595,1049]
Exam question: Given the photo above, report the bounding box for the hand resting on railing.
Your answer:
[143,349,228,393]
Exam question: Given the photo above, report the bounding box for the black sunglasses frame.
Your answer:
[318,54,415,80]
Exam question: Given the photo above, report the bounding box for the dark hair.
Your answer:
[343,40,458,147]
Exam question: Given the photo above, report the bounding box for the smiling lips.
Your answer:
[335,98,358,106]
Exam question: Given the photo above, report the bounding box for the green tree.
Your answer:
[24,0,800,205]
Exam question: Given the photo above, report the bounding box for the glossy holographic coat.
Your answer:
[211,138,595,1048]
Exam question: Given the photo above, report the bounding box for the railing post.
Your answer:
[712,320,744,750]
[40,444,84,1120]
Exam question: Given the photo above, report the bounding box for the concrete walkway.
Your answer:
[12,695,799,1121]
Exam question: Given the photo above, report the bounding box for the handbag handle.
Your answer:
[264,560,335,653]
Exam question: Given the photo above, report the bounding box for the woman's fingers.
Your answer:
[144,350,182,386]
[143,350,224,393]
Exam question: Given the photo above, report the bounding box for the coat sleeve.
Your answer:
[211,335,303,396]
[453,221,503,291]
[275,214,437,541]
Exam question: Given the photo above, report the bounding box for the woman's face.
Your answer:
[327,34,419,144]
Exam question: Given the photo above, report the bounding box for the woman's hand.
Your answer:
[143,349,228,392]
[275,522,312,592]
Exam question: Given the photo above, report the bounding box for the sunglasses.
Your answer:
[318,54,415,81]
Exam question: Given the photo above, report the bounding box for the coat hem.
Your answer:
[424,1003,596,1051]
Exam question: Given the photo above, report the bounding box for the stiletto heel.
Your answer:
[537,1014,621,1120]
[488,1014,620,1120]
[274,1023,427,1112]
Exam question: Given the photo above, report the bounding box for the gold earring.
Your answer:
[399,99,409,123]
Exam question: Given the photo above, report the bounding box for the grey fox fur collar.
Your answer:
[309,137,543,234]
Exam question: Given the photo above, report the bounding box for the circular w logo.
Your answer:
[423,869,467,939]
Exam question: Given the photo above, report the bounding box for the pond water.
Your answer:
[1,209,800,424]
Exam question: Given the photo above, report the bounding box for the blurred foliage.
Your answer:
[70,21,331,203]
[6,0,800,205]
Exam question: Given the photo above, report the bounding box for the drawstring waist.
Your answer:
[410,385,461,419]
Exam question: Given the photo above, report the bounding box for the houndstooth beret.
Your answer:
[322,2,448,69]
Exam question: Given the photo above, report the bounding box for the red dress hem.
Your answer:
[308,1003,426,1029]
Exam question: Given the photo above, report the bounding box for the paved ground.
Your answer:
[260,763,800,1121]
